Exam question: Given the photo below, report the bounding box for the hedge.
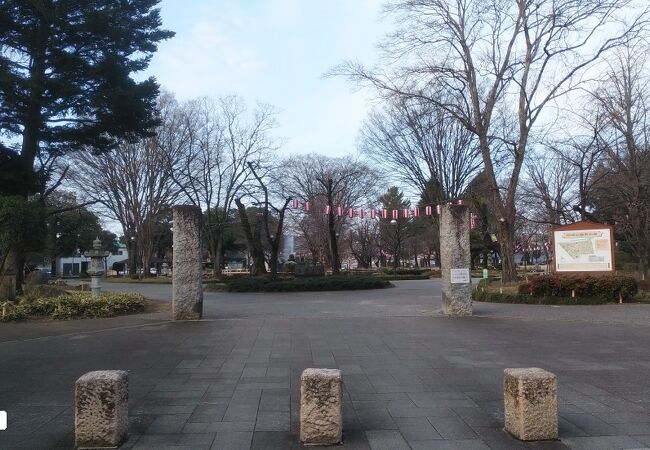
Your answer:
[1,292,146,322]
[377,274,431,281]
[380,268,431,276]
[472,284,610,305]
[226,275,391,292]
[517,274,637,301]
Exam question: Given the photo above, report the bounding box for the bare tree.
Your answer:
[361,95,481,201]
[590,45,650,275]
[285,154,376,274]
[170,96,278,275]
[337,0,649,281]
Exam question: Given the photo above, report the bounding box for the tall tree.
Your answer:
[361,95,481,201]
[286,154,375,274]
[0,0,172,288]
[337,0,649,281]
[170,96,278,275]
[590,46,650,275]
[378,187,411,269]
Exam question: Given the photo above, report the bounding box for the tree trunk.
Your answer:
[234,199,266,276]
[498,221,517,282]
[215,237,223,276]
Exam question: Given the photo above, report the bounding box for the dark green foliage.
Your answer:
[226,276,391,292]
[517,274,638,301]
[381,268,430,276]
[472,286,610,305]
[377,274,431,281]
[25,270,49,287]
[0,1,174,187]
[294,265,326,277]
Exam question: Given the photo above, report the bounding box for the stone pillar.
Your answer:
[300,368,342,445]
[504,368,558,441]
[172,205,203,320]
[75,370,128,449]
[440,204,472,316]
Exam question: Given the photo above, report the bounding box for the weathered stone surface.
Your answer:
[300,368,342,445]
[172,205,203,320]
[75,370,128,449]
[440,204,472,316]
[504,367,558,441]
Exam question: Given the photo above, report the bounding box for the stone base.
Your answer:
[75,370,128,449]
[504,368,558,441]
[300,368,342,445]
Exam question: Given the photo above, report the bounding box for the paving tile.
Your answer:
[364,430,410,450]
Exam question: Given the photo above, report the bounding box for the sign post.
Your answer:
[552,221,615,274]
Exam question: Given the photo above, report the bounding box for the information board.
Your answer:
[553,225,614,272]
[450,268,470,284]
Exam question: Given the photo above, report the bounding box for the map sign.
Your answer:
[553,227,613,272]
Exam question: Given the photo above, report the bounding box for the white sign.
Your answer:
[450,268,470,284]
[0,411,6,430]
[554,227,613,272]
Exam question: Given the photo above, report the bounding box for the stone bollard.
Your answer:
[75,370,128,449]
[504,368,558,441]
[172,205,203,320]
[440,204,472,316]
[300,368,342,445]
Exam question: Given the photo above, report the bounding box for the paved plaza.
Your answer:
[1,280,649,449]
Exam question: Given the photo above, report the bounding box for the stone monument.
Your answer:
[300,368,342,445]
[84,237,110,297]
[440,203,472,316]
[172,205,203,320]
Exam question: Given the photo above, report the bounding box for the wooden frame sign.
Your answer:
[552,221,615,273]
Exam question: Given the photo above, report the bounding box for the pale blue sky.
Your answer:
[146,0,387,157]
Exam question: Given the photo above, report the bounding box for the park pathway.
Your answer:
[1,280,649,449]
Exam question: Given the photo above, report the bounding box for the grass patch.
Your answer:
[1,292,147,322]
[222,275,391,293]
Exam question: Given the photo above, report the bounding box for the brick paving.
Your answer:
[0,280,649,449]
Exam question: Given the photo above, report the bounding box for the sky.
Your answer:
[145,0,388,158]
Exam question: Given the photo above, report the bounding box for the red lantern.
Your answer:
[425,206,432,216]
[436,204,442,215]
[304,201,311,212]
[348,208,354,218]
[413,207,420,217]
[337,206,343,217]
[359,208,365,219]
[325,205,332,215]
[402,208,409,218]
[392,209,399,220]
[382,209,388,219]
[292,199,300,208]
[457,199,464,205]
[470,213,477,229]
[370,208,376,219]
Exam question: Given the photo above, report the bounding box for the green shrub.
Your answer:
[294,265,325,278]
[227,275,390,292]
[381,268,430,276]
[377,274,431,281]
[283,261,297,273]
[517,274,637,301]
[25,270,49,287]
[11,292,146,321]
[1,301,27,322]
[472,287,609,305]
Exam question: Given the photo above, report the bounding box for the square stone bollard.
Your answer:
[504,368,558,441]
[300,368,342,445]
[75,370,128,449]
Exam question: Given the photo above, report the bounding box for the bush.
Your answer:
[1,301,27,322]
[381,268,430,276]
[472,285,610,305]
[283,261,297,273]
[226,275,391,292]
[517,274,637,301]
[377,273,431,281]
[25,270,49,287]
[2,292,147,322]
[294,265,325,278]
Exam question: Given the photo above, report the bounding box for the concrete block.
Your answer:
[440,204,472,316]
[75,370,128,449]
[504,367,558,441]
[300,368,342,445]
